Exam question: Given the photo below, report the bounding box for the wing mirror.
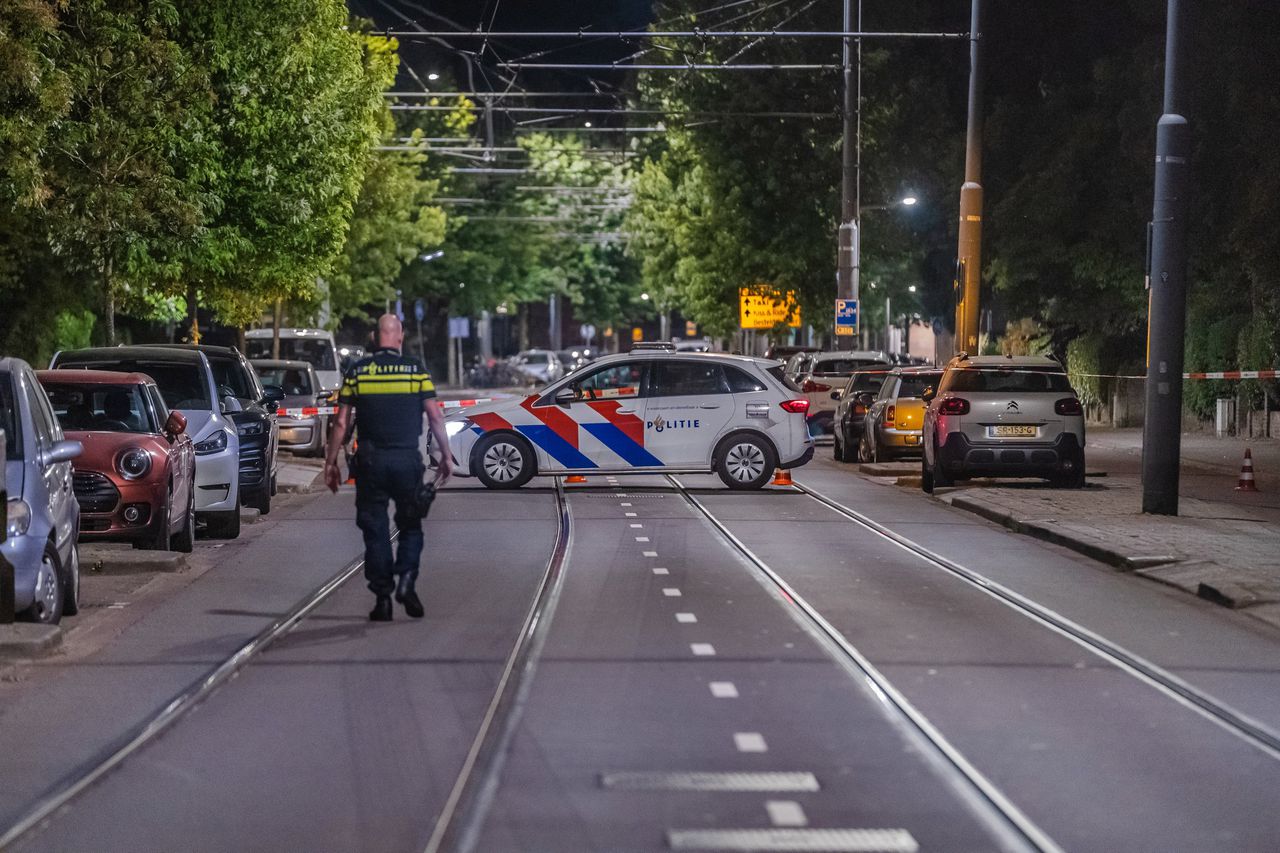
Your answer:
[856,391,876,407]
[830,389,843,401]
[261,384,285,404]
[222,395,243,414]
[554,388,577,407]
[42,439,83,467]
[921,386,936,403]
[163,411,187,439]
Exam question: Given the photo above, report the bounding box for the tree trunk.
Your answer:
[518,303,530,351]
[272,298,282,359]
[187,282,200,344]
[104,258,116,346]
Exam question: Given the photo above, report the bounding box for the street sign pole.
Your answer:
[1142,0,1191,516]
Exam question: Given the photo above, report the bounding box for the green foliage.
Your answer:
[0,0,69,206]
[53,308,95,351]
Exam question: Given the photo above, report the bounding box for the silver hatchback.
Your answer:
[1,359,83,623]
[921,355,1086,492]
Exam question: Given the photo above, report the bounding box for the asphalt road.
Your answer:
[3,454,1279,852]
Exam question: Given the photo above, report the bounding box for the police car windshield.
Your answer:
[943,367,1073,393]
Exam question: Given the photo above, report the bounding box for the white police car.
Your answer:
[446,345,814,490]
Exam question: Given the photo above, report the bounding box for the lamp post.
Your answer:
[953,0,984,356]
[852,195,919,348]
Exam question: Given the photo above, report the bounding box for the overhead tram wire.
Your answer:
[499,63,842,71]
[385,30,968,40]
[389,105,839,119]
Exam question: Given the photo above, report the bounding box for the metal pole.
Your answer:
[837,0,858,304]
[954,0,984,355]
[1141,0,1191,516]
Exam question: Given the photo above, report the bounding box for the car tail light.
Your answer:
[938,397,970,416]
[1055,397,1084,416]
[800,379,831,393]
[779,399,810,414]
[884,404,896,426]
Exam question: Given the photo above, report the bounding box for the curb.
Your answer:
[945,494,1140,571]
[0,624,63,658]
[81,547,187,575]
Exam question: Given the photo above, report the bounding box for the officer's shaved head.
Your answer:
[376,313,404,350]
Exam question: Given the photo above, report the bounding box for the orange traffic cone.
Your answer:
[565,474,588,484]
[771,469,794,487]
[1235,448,1258,492]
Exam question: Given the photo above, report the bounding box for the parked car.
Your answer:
[1,358,82,623]
[512,349,564,385]
[856,367,944,463]
[251,359,329,457]
[50,346,243,539]
[143,345,281,515]
[832,367,894,462]
[795,350,892,435]
[921,354,1086,492]
[244,328,343,393]
[38,370,196,551]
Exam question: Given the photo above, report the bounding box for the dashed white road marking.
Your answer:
[709,681,739,698]
[766,801,809,827]
[663,587,682,597]
[601,771,819,792]
[652,567,670,575]
[625,512,638,517]
[620,502,632,507]
[691,643,717,656]
[676,612,697,623]
[734,732,768,753]
[107,602,130,609]
[667,828,918,852]
[635,536,650,542]
[643,550,658,557]
[630,523,643,528]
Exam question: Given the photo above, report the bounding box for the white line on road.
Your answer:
[676,612,697,623]
[766,800,809,827]
[691,643,717,656]
[630,523,643,528]
[709,681,739,698]
[663,588,682,596]
[652,567,670,575]
[734,732,768,753]
[626,512,638,517]
[635,536,650,542]
[601,771,819,792]
[643,550,658,557]
[667,828,918,852]
[620,502,632,507]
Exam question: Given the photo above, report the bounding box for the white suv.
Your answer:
[446,346,814,490]
[921,354,1086,492]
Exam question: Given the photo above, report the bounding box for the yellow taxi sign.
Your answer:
[739,287,801,329]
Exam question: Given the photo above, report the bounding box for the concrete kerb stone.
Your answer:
[81,545,186,575]
[0,623,62,658]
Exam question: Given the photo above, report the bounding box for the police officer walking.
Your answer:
[325,314,453,621]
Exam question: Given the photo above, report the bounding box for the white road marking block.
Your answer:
[691,643,716,656]
[663,588,682,597]
[676,612,697,623]
[709,681,739,698]
[666,828,918,852]
[620,502,632,507]
[734,732,768,753]
[643,550,658,557]
[766,801,808,828]
[625,512,638,517]
[635,536,650,542]
[601,771,820,792]
[652,568,670,575]
[630,523,643,528]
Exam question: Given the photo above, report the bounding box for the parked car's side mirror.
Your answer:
[42,439,82,467]
[921,386,936,402]
[830,390,843,401]
[164,410,187,439]
[856,392,876,407]
[222,395,244,414]
[261,384,285,404]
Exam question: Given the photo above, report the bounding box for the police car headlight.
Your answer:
[194,429,231,455]
[117,447,152,480]
[6,499,31,538]
[445,418,472,439]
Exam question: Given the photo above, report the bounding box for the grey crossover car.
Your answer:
[921,354,1086,492]
[1,358,83,623]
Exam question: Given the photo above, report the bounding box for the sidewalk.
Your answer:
[937,475,1280,631]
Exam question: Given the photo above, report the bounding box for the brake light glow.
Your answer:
[938,397,970,416]
[800,379,831,393]
[884,404,896,426]
[779,399,810,414]
[1055,397,1084,416]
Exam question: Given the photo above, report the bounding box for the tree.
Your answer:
[0,0,69,207]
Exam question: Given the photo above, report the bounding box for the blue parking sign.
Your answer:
[835,298,858,336]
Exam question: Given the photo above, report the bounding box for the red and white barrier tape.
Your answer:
[277,406,337,418]
[440,396,510,410]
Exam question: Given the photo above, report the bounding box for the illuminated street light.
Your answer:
[427,72,440,81]
[640,292,651,301]
[420,250,445,262]
[901,195,918,206]
[908,285,917,293]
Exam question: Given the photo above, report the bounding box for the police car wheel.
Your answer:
[474,432,536,490]
[715,433,776,491]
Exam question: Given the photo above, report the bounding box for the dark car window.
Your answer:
[570,362,647,401]
[726,366,767,393]
[58,359,212,411]
[24,376,55,450]
[767,364,801,393]
[651,361,729,397]
[877,377,897,401]
[42,382,158,433]
[206,355,258,403]
[812,358,889,376]
[255,366,312,396]
[897,373,943,398]
[943,366,1074,394]
[844,370,891,395]
[1,373,22,461]
[246,338,337,372]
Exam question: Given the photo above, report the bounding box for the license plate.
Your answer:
[904,434,920,445]
[989,425,1037,438]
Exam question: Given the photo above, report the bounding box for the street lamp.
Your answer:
[420,250,444,262]
[427,72,440,81]
[844,195,920,347]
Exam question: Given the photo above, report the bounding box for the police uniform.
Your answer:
[339,347,436,600]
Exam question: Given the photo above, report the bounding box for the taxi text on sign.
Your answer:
[835,298,858,337]
[738,287,801,329]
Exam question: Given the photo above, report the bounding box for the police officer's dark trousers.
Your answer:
[354,446,425,597]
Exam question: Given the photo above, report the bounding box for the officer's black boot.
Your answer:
[369,596,393,622]
[395,574,424,619]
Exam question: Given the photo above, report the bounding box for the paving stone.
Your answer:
[0,623,62,657]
